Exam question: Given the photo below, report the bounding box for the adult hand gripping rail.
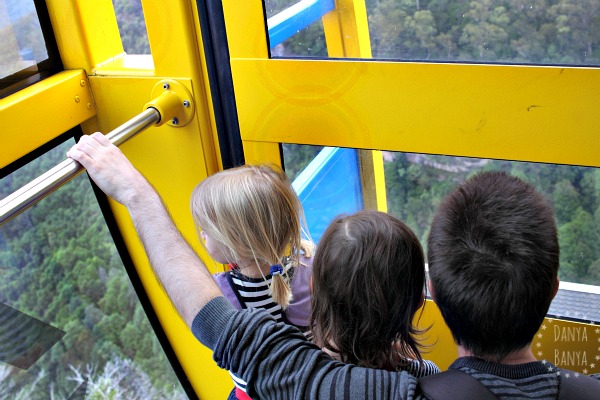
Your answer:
[0,80,195,225]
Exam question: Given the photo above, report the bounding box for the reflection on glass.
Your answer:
[112,0,150,55]
[283,144,600,287]
[0,141,185,398]
[0,0,48,79]
[282,143,323,181]
[265,0,328,57]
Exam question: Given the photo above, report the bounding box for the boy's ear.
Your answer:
[427,279,436,303]
[552,277,560,299]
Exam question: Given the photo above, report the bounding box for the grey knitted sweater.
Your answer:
[193,297,600,399]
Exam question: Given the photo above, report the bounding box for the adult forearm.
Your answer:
[126,181,222,326]
[67,132,221,327]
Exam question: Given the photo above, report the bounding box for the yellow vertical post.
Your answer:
[322,0,372,58]
[322,0,386,211]
[221,0,283,166]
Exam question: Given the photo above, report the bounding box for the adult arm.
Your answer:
[67,132,222,326]
[195,297,419,399]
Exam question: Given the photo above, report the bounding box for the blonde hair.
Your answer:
[191,164,312,308]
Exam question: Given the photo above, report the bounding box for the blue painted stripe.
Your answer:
[293,147,363,243]
[267,0,336,48]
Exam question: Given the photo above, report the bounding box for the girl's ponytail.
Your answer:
[270,264,292,309]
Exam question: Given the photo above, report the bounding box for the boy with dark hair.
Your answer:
[428,170,559,361]
[68,135,600,399]
[421,171,598,398]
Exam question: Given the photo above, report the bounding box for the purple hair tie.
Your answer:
[270,264,283,276]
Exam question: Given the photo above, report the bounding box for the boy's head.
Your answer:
[311,210,426,369]
[427,171,559,361]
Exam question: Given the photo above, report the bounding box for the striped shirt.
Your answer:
[401,359,440,378]
[228,267,286,322]
[450,357,559,398]
[224,265,312,398]
[194,297,600,400]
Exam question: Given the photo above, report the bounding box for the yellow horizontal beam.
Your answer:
[231,59,600,167]
[0,69,96,169]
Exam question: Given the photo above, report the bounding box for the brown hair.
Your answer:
[191,164,312,308]
[310,210,427,369]
[427,171,559,361]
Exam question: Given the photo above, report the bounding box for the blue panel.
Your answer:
[267,0,336,48]
[293,147,363,243]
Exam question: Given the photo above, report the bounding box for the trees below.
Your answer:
[0,141,184,398]
[282,145,600,286]
[266,0,600,65]
[383,152,600,285]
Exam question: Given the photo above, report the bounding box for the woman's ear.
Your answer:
[309,276,313,293]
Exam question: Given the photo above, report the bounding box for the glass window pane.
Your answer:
[112,0,151,55]
[264,0,600,66]
[266,0,328,57]
[383,152,600,287]
[283,144,600,288]
[0,141,186,398]
[366,0,600,65]
[0,0,48,79]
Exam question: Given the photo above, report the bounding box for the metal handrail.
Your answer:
[0,107,161,225]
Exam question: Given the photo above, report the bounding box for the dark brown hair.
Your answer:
[427,171,559,361]
[310,210,427,369]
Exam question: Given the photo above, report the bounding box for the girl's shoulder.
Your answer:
[212,270,243,310]
[285,256,313,327]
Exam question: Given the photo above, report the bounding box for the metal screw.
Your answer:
[171,117,179,125]
[183,100,190,108]
[74,96,80,103]
[163,82,170,90]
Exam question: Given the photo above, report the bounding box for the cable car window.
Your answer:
[282,143,324,181]
[0,0,61,98]
[265,0,328,57]
[366,0,600,65]
[384,152,600,287]
[112,0,150,55]
[0,141,186,399]
[284,144,600,287]
[264,0,600,66]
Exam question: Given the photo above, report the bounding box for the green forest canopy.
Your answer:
[283,144,600,286]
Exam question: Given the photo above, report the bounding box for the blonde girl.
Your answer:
[191,164,313,400]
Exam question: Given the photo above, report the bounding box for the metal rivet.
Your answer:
[171,117,179,125]
[183,100,190,108]
[87,103,92,110]
[163,82,170,90]
[74,96,80,103]
[80,80,85,87]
